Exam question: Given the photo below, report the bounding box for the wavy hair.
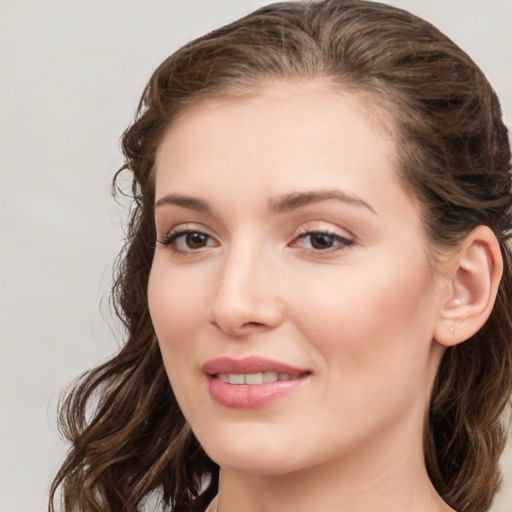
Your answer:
[49,1,512,511]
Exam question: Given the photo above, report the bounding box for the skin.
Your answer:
[148,80,456,512]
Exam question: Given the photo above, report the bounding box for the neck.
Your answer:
[215,416,454,512]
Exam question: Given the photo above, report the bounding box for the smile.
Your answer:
[203,357,311,409]
[217,372,305,385]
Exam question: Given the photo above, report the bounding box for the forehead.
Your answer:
[155,79,398,187]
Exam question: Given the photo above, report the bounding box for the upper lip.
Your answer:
[202,356,308,376]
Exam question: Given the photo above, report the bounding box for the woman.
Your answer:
[49,1,512,511]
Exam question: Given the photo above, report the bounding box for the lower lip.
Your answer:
[207,375,308,409]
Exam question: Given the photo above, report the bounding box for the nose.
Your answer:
[207,244,284,336]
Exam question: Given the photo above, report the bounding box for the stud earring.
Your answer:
[449,326,455,335]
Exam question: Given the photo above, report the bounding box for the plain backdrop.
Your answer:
[1,1,511,511]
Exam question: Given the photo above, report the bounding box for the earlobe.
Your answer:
[434,226,503,347]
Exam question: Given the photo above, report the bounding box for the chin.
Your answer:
[211,452,300,476]
[197,429,306,476]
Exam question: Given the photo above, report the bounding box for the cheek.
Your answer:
[289,252,437,380]
[147,257,209,363]
[147,259,213,420]
[287,264,438,444]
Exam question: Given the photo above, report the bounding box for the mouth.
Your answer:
[216,371,309,385]
[203,357,311,409]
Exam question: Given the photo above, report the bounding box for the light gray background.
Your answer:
[1,1,511,511]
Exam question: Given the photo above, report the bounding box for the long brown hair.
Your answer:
[49,1,512,511]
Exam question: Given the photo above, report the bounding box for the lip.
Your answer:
[203,356,306,376]
[203,357,311,409]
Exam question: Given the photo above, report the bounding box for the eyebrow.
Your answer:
[155,194,212,212]
[269,190,376,215]
[155,189,376,215]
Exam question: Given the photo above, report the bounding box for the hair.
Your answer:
[49,1,512,511]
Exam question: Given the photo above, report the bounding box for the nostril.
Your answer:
[241,321,265,328]
[209,318,268,336]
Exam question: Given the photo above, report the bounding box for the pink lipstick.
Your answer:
[203,357,310,409]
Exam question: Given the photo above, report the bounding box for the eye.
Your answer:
[158,230,217,253]
[293,231,354,251]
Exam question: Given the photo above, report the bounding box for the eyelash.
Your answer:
[292,230,354,252]
[157,228,216,254]
[157,228,354,255]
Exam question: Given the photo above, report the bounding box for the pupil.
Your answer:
[186,232,207,248]
[311,233,333,249]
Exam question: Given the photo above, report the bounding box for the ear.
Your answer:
[434,226,503,346]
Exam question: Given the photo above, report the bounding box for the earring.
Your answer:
[449,326,455,335]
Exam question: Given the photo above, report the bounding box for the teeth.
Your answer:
[245,373,264,384]
[216,372,298,385]
[230,374,245,385]
[263,371,278,383]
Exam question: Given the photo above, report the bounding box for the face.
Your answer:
[148,80,447,477]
